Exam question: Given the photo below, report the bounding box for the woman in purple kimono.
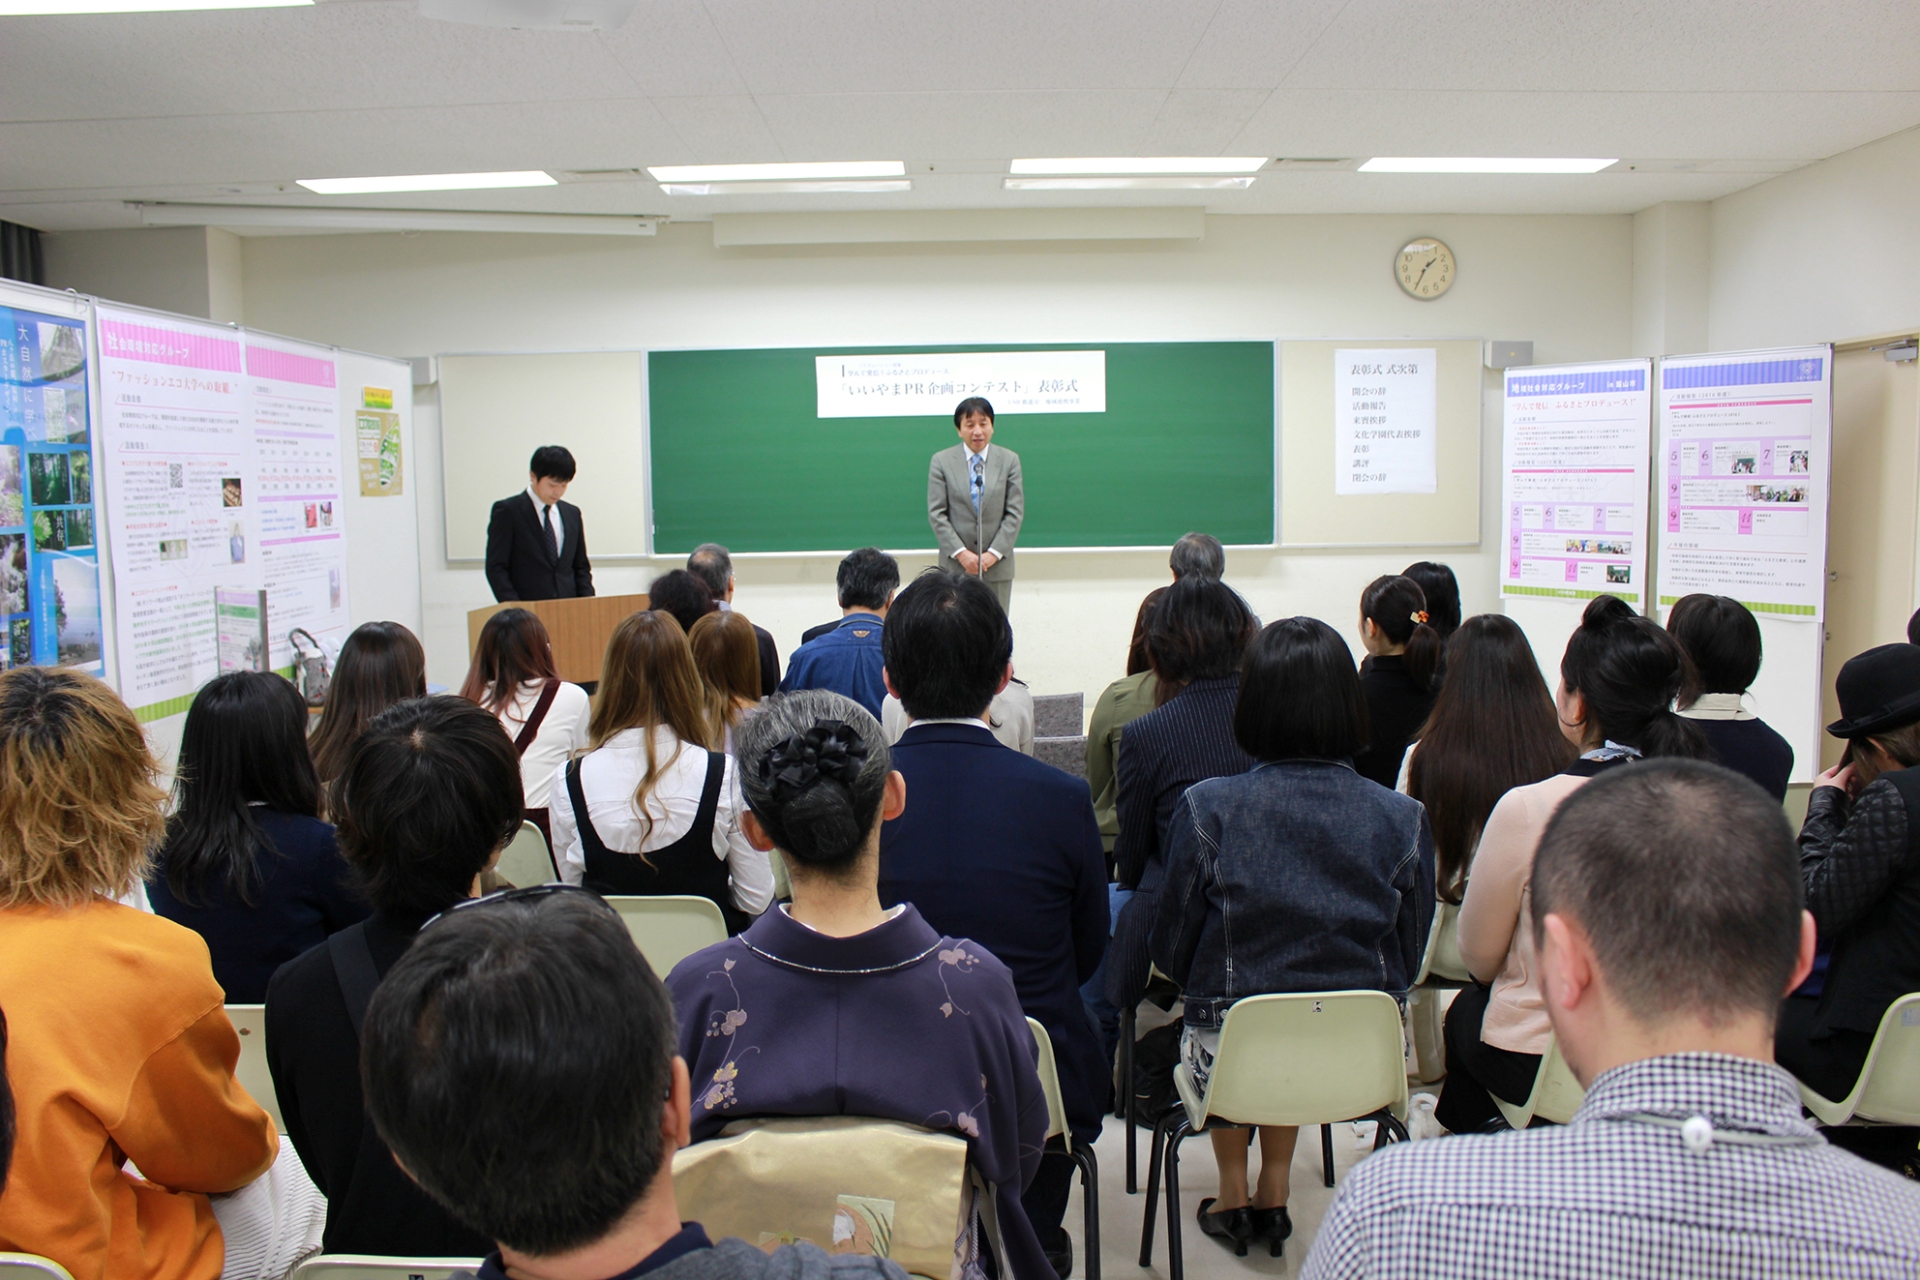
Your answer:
[667,689,1051,1280]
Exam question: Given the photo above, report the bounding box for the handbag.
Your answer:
[288,628,331,707]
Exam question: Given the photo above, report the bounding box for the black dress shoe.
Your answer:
[1195,1198,1254,1257]
[1249,1205,1293,1257]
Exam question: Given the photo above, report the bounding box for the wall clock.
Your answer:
[1396,238,1455,300]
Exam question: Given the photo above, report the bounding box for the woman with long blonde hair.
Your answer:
[688,609,761,752]
[548,610,772,929]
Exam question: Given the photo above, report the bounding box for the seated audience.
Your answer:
[876,572,1106,1276]
[1400,560,1462,645]
[1666,593,1795,800]
[363,888,906,1280]
[149,670,368,1003]
[648,569,718,635]
[688,542,782,696]
[459,607,591,846]
[550,610,772,927]
[1404,615,1574,906]
[1106,576,1259,1012]
[1170,531,1225,581]
[308,620,428,791]
[1777,643,1920,1167]
[688,609,763,753]
[266,696,522,1258]
[670,691,1048,1280]
[1087,587,1166,857]
[880,671,1035,753]
[1153,618,1433,1255]
[1442,595,1709,1134]
[1354,574,1441,789]
[1303,761,1920,1279]
[0,667,320,1280]
[782,547,898,716]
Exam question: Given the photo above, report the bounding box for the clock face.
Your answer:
[1396,238,1455,299]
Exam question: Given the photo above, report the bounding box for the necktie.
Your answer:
[542,503,559,558]
[970,453,984,516]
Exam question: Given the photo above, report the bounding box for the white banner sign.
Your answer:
[1335,347,1437,495]
[815,350,1106,418]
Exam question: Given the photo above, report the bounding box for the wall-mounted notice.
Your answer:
[1656,348,1831,618]
[1501,361,1652,605]
[96,306,255,718]
[1334,347,1436,494]
[815,350,1106,418]
[1,295,105,675]
[356,385,403,497]
[216,586,268,672]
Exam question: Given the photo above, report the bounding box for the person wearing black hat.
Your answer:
[1776,642,1920,1169]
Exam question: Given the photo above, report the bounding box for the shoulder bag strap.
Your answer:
[513,680,561,757]
[327,924,383,1039]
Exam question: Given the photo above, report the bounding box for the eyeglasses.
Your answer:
[418,882,614,933]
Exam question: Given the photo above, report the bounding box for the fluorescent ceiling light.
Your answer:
[648,161,906,183]
[131,202,658,236]
[1010,157,1267,176]
[660,180,911,196]
[296,171,556,195]
[1359,157,1617,174]
[1,0,306,9]
[1004,176,1254,191]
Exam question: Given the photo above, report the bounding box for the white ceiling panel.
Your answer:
[648,96,786,165]
[754,90,1173,159]
[595,0,751,97]
[1137,89,1276,155]
[1174,0,1356,89]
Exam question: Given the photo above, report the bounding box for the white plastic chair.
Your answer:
[494,820,556,888]
[1027,1017,1100,1280]
[287,1256,480,1280]
[1139,992,1411,1280]
[1406,902,1469,1083]
[603,894,729,977]
[0,1255,75,1280]
[1492,1034,1586,1130]
[225,1003,283,1133]
[1797,992,1920,1126]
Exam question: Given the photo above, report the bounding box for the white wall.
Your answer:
[42,226,229,322]
[237,213,1636,706]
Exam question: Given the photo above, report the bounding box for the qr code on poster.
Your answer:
[169,463,184,490]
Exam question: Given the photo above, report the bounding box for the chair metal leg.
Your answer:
[1163,1117,1190,1280]
[1075,1145,1101,1280]
[1138,1108,1173,1265]
[1120,1003,1137,1193]
[1321,1122,1336,1187]
[1376,1110,1411,1145]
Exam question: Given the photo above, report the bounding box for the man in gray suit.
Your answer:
[928,396,1023,610]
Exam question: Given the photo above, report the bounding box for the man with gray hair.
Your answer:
[1170,531,1225,582]
[686,542,780,696]
[1304,759,1920,1279]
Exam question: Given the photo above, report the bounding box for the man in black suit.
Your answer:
[686,543,781,697]
[485,446,594,602]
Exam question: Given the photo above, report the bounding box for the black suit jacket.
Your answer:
[485,492,593,601]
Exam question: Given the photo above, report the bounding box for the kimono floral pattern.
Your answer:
[698,958,758,1114]
[936,943,981,1018]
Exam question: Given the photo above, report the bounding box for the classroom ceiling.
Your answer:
[3,0,1920,232]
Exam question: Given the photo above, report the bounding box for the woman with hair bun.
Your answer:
[664,690,1052,1280]
[1439,595,1708,1134]
[1354,574,1443,788]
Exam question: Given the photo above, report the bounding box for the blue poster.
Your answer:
[2,304,103,674]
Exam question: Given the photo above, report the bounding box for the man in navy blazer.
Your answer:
[877,570,1107,1277]
[485,445,595,602]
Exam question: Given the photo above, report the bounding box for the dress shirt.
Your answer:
[960,444,996,567]
[493,679,592,809]
[1303,1052,1920,1279]
[525,484,562,558]
[547,726,773,914]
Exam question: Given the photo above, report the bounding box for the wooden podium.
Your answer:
[467,594,649,686]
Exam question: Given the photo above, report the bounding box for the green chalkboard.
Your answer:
[648,343,1274,555]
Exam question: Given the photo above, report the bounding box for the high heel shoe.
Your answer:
[1195,1198,1255,1257]
[1249,1205,1293,1257]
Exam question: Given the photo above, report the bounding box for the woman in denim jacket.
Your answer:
[1150,617,1435,1255]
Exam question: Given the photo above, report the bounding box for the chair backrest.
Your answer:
[1031,735,1088,778]
[0,1255,76,1280]
[495,820,556,888]
[1196,991,1409,1129]
[1842,991,1920,1125]
[1031,692,1084,738]
[1494,1034,1586,1129]
[1414,902,1469,986]
[604,894,729,977]
[1026,1017,1068,1143]
[673,1116,969,1280]
[288,1256,481,1280]
[225,1003,283,1133]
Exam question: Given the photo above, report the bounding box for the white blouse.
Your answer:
[494,679,592,810]
[547,725,773,915]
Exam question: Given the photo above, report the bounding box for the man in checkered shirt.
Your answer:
[1305,759,1920,1279]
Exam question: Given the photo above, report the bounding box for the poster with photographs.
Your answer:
[0,296,104,676]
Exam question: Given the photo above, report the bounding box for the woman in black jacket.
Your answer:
[1354,574,1441,789]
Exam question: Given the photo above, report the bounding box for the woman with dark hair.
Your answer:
[1087,586,1166,859]
[1666,593,1794,800]
[1440,595,1708,1134]
[1105,577,1259,1011]
[148,671,368,1003]
[1151,618,1433,1255]
[1354,574,1442,789]
[308,621,427,788]
[1400,561,1462,642]
[687,609,761,752]
[1404,615,1574,905]
[549,610,772,927]
[458,607,592,842]
[266,696,524,1257]
[666,689,1051,1280]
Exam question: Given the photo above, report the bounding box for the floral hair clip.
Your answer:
[1411,610,1430,624]
[761,721,867,801]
